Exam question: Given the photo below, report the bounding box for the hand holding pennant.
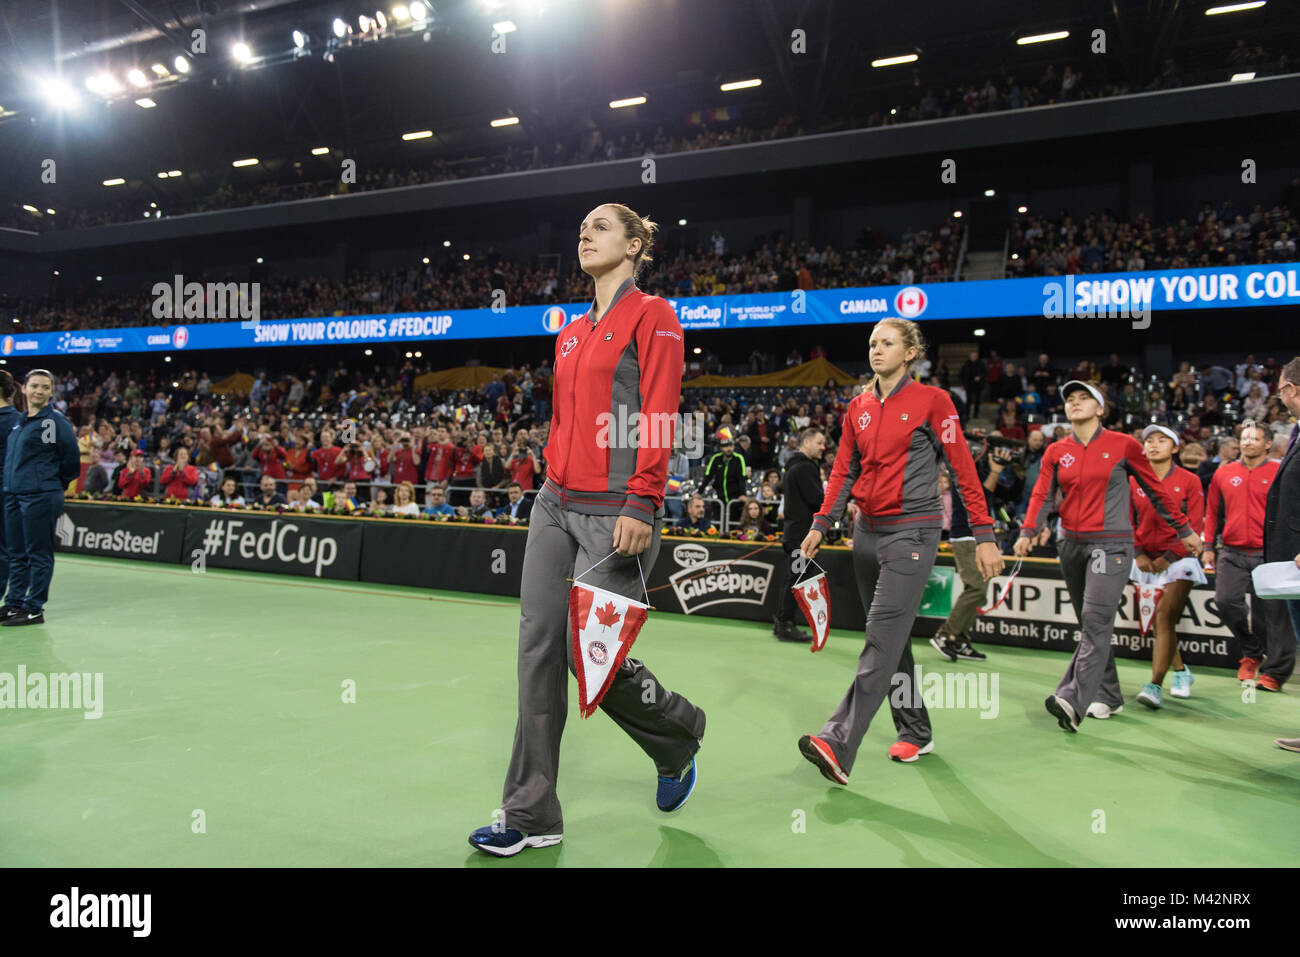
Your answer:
[790,552,831,652]
[568,551,651,718]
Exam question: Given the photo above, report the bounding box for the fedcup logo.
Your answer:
[1,336,11,355]
[595,407,705,458]
[894,286,927,318]
[57,332,92,354]
[542,307,567,333]
[152,275,260,328]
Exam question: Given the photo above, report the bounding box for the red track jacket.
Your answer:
[1130,465,1203,559]
[1204,457,1278,551]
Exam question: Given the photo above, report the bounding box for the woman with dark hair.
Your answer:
[2,369,80,626]
[469,203,706,857]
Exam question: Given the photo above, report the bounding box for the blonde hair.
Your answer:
[866,318,928,395]
[396,481,415,504]
[603,203,659,280]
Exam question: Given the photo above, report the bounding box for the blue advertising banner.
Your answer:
[6,262,1298,357]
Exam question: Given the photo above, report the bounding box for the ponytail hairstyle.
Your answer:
[865,318,927,396]
[605,203,659,281]
[0,369,24,412]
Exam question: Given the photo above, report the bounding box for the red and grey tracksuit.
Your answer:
[1205,458,1292,681]
[1022,426,1191,720]
[1130,466,1203,560]
[501,277,705,837]
[809,376,993,774]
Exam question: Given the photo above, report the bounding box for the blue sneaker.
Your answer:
[1137,683,1163,709]
[1170,667,1193,699]
[467,825,562,857]
[656,757,697,812]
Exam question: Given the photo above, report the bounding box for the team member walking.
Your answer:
[0,371,25,618]
[1015,382,1202,731]
[2,369,81,626]
[797,318,1004,784]
[469,204,706,856]
[1127,425,1204,711]
[1202,420,1292,691]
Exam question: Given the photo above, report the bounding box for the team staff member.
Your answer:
[1016,381,1201,732]
[469,203,706,857]
[772,426,826,643]
[1202,420,1291,690]
[797,318,1003,783]
[116,449,152,498]
[0,371,25,619]
[1128,425,1204,711]
[2,369,80,627]
[1263,358,1300,752]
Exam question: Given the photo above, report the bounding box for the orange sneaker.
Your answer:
[888,740,935,763]
[1256,674,1281,692]
[798,734,848,784]
[1237,657,1262,682]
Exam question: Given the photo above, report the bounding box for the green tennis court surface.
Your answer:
[2,554,1297,867]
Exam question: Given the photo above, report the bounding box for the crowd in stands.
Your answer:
[41,345,1298,551]
[4,222,963,332]
[5,39,1291,234]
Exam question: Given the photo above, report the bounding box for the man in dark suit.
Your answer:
[1266,357,1300,752]
[773,426,827,642]
[494,482,533,522]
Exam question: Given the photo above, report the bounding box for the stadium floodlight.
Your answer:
[174,56,191,74]
[678,218,687,226]
[150,201,157,208]
[871,54,917,67]
[490,116,519,127]
[365,349,374,356]
[233,42,253,63]
[443,240,451,246]
[96,276,103,281]
[493,20,517,34]
[422,257,430,264]
[1018,205,1028,213]
[393,4,410,21]
[410,1,429,21]
[232,157,260,167]
[358,14,372,32]
[157,171,169,179]
[376,11,388,30]
[135,98,157,109]
[293,30,307,49]
[45,208,55,215]
[103,177,126,186]
[1206,1,1265,13]
[1230,72,1256,80]
[402,129,433,140]
[984,188,995,197]
[953,210,963,218]
[610,96,646,108]
[168,170,182,177]
[693,347,702,355]
[128,68,148,87]
[311,146,330,155]
[41,77,79,110]
[85,76,105,94]
[720,78,761,91]
[1016,31,1069,45]
[974,328,987,337]
[21,205,37,214]
[333,18,348,37]
[151,63,169,76]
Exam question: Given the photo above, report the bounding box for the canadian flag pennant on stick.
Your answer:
[1136,583,1164,637]
[793,572,832,652]
[569,582,649,718]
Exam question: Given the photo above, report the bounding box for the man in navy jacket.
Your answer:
[2,370,80,626]
[1266,358,1300,752]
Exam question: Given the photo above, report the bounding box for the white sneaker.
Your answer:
[1086,702,1123,719]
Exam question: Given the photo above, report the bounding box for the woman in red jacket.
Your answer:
[468,203,705,857]
[797,317,1004,784]
[1016,382,1202,732]
[160,446,200,501]
[1127,425,1204,711]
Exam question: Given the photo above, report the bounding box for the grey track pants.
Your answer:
[501,489,706,835]
[1054,539,1131,717]
[940,538,986,636]
[817,525,939,775]
[1216,546,1295,683]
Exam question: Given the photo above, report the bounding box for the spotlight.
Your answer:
[333,18,348,37]
[233,42,253,63]
[376,11,388,30]
[127,68,148,87]
[174,56,190,74]
[150,63,169,76]
[410,1,428,21]
[393,4,410,21]
[41,77,80,109]
[293,30,307,49]
[358,14,372,32]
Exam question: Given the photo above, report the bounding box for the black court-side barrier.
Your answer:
[58,503,1239,668]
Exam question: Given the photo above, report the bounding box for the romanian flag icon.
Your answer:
[716,426,734,443]
[542,307,567,333]
[666,476,682,494]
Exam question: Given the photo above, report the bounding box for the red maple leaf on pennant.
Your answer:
[594,601,622,629]
[806,581,821,602]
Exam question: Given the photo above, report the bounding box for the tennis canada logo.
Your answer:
[559,335,578,358]
[1230,475,1243,486]
[668,558,774,614]
[543,307,567,333]
[1060,453,1076,468]
[857,411,872,430]
[587,640,609,665]
[894,286,927,318]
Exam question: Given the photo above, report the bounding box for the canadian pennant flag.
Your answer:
[1136,583,1165,637]
[569,582,649,718]
[793,572,832,652]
